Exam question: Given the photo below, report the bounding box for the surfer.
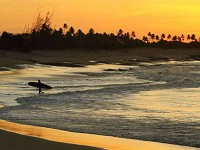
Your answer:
[28,80,51,94]
[38,80,44,94]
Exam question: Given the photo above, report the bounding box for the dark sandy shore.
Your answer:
[0,120,197,150]
[0,48,199,71]
[0,129,102,150]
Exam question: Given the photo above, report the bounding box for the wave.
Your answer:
[0,61,199,147]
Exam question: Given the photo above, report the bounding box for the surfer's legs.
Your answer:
[39,91,44,94]
[39,87,43,94]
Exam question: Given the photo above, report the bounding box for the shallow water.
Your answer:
[0,61,199,147]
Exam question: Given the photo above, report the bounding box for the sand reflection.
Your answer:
[0,120,197,150]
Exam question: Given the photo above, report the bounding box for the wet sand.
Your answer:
[0,120,198,150]
[0,129,101,150]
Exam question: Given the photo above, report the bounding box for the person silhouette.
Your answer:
[38,80,44,94]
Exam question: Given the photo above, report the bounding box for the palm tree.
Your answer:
[187,34,191,42]
[177,36,181,42]
[147,32,151,43]
[76,29,84,36]
[156,35,159,41]
[172,35,177,41]
[117,29,123,37]
[75,29,85,47]
[161,33,165,40]
[89,28,95,35]
[191,34,196,41]
[68,26,75,36]
[117,29,124,45]
[181,34,185,42]
[142,36,148,43]
[131,31,136,39]
[125,32,130,38]
[63,23,68,34]
[151,33,155,42]
[167,34,172,41]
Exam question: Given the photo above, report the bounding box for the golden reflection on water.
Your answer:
[0,62,199,149]
[94,88,200,122]
[126,88,200,122]
[0,120,196,150]
[0,64,136,80]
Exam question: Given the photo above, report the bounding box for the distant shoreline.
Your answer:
[0,48,199,71]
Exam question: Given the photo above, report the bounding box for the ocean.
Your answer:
[0,61,199,148]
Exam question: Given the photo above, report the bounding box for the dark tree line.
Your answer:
[0,27,139,50]
[1,12,200,51]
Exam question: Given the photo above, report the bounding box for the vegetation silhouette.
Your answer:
[1,12,200,51]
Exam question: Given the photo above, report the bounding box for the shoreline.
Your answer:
[0,120,198,150]
[0,48,199,149]
[0,129,101,150]
[0,48,199,71]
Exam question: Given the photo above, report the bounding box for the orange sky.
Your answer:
[1,0,200,38]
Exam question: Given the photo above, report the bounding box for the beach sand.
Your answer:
[0,129,101,150]
[0,120,198,150]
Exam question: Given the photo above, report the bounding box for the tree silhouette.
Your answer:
[187,34,191,42]
[68,26,75,36]
[167,34,171,41]
[161,33,165,40]
[147,32,152,43]
[172,35,177,41]
[117,29,124,46]
[181,34,185,42]
[156,35,159,41]
[89,28,95,35]
[1,31,14,49]
[151,33,155,42]
[31,11,53,33]
[63,23,68,34]
[1,12,200,51]
[131,31,136,39]
[142,36,148,43]
[118,29,123,37]
[191,34,196,42]
[75,29,85,47]
[177,36,181,42]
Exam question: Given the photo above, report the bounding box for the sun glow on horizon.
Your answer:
[1,0,200,38]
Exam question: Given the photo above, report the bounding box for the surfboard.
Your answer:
[28,82,52,89]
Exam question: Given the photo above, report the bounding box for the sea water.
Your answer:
[0,61,199,147]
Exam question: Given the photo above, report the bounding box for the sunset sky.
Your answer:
[1,0,200,38]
